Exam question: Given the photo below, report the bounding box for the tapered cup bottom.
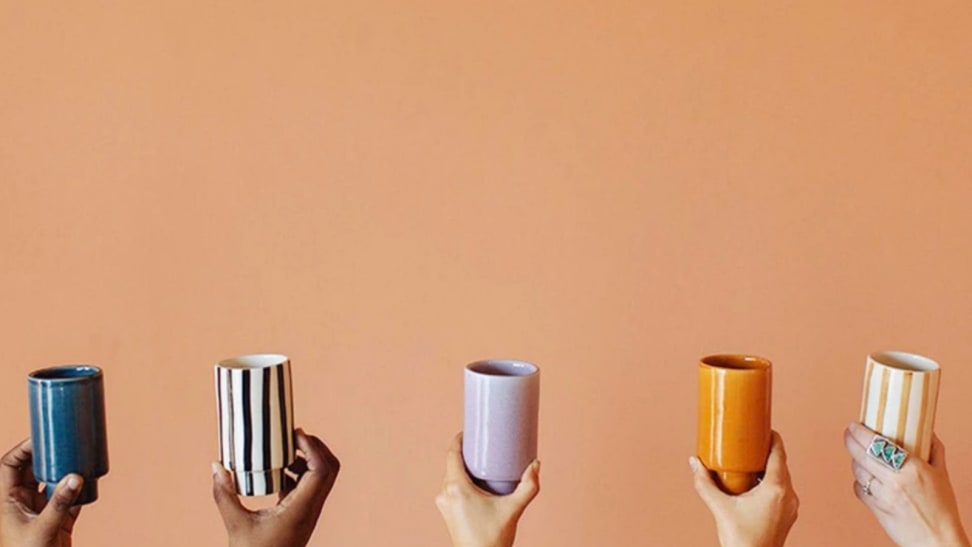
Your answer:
[44,479,99,506]
[473,478,519,496]
[232,468,288,497]
[716,471,761,495]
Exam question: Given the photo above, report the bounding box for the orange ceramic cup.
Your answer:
[697,354,772,495]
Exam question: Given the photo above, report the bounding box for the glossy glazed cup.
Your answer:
[860,351,940,461]
[463,359,540,495]
[215,354,295,496]
[697,354,772,495]
[28,365,110,505]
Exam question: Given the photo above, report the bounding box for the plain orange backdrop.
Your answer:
[1,1,971,546]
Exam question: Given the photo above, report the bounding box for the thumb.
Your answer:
[36,474,82,532]
[510,460,541,507]
[689,456,723,509]
[211,462,250,531]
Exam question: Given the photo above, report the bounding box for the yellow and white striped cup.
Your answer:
[860,351,941,461]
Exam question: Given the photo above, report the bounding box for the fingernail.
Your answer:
[211,462,222,477]
[66,475,81,491]
[688,456,700,471]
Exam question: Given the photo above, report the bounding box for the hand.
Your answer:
[212,429,340,547]
[844,422,971,547]
[435,433,540,547]
[0,438,84,547]
[690,431,800,547]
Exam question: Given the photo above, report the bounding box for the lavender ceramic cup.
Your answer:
[463,359,540,495]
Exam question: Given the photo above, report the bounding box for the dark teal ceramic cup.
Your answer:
[28,365,109,505]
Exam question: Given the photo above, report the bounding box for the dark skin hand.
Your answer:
[212,428,340,547]
[0,439,83,547]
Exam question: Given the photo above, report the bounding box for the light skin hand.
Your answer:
[435,433,540,547]
[690,431,800,547]
[0,438,84,547]
[212,429,340,547]
[844,422,971,547]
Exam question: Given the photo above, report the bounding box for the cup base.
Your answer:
[473,478,519,496]
[232,468,288,497]
[44,479,98,506]
[716,471,761,495]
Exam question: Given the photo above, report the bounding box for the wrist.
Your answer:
[933,525,971,547]
[455,531,516,547]
[719,532,785,547]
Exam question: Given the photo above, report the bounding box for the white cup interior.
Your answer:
[218,354,289,369]
[467,359,538,377]
[871,351,940,372]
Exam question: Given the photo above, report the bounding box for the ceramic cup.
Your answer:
[697,354,772,495]
[860,351,941,461]
[463,359,540,495]
[28,365,110,505]
[215,354,295,496]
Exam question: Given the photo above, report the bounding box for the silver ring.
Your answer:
[868,434,909,471]
[863,476,874,496]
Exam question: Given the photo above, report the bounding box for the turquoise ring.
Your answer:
[868,435,908,471]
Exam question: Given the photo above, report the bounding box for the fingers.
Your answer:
[288,457,310,479]
[296,429,340,478]
[443,433,474,488]
[510,460,541,507]
[211,462,251,531]
[278,457,309,501]
[851,461,884,499]
[853,479,891,514]
[689,456,724,510]
[35,474,83,532]
[929,434,946,469]
[279,429,339,512]
[0,438,34,493]
[764,431,791,483]
[843,423,894,482]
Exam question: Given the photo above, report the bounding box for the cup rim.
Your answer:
[216,353,290,370]
[699,354,772,372]
[28,365,103,383]
[869,351,940,372]
[465,359,539,378]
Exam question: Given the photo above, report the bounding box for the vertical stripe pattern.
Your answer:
[215,355,295,496]
[860,352,941,461]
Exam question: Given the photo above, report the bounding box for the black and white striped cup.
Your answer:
[214,354,296,496]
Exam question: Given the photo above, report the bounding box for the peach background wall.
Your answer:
[1,1,971,546]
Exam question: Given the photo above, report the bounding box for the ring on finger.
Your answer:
[868,434,909,471]
[863,476,874,496]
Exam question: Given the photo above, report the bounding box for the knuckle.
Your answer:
[434,493,449,510]
[788,493,801,514]
[53,494,73,513]
[763,482,787,501]
[886,477,905,496]
[904,465,921,483]
[445,481,464,496]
